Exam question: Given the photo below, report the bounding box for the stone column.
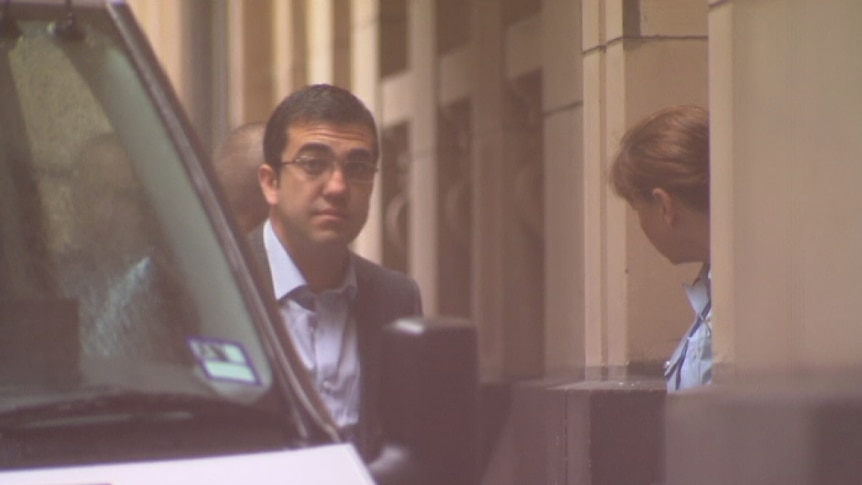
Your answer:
[542,0,585,376]
[712,0,862,378]
[471,0,544,380]
[272,0,307,101]
[407,0,439,313]
[377,0,412,281]
[667,2,862,482]
[226,1,276,125]
[306,0,333,84]
[351,0,384,263]
[436,2,473,319]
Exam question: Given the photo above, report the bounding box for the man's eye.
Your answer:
[298,158,331,174]
[344,161,376,179]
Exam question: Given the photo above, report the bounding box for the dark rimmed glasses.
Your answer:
[280,155,378,184]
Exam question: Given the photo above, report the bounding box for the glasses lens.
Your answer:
[291,157,331,176]
[285,156,376,183]
[343,161,377,182]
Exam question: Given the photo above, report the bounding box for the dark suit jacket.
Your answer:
[248,226,423,461]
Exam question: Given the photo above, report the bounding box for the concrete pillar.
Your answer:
[377,1,412,287]
[436,2,473,319]
[225,1,277,126]
[471,0,544,380]
[306,0,333,84]
[272,0,307,101]
[541,0,585,376]
[667,2,862,483]
[375,0,445,316]
[407,0,439,314]
[581,0,708,375]
[713,0,862,376]
[470,0,507,379]
[708,0,734,372]
[351,0,384,263]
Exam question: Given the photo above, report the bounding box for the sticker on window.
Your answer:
[188,338,260,385]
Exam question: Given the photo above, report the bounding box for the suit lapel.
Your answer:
[248,225,274,297]
[352,257,384,460]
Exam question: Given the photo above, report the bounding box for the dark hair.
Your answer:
[610,105,710,212]
[263,84,379,169]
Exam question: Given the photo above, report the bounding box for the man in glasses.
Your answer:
[252,84,423,463]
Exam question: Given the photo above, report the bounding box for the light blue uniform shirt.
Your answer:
[263,221,360,427]
[664,264,712,392]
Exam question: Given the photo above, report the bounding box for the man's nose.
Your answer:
[322,164,349,194]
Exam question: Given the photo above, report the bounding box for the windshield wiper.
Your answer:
[0,391,286,430]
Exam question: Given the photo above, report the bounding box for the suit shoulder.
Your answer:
[352,253,414,284]
[351,253,423,315]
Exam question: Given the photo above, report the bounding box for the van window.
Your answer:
[0,3,318,468]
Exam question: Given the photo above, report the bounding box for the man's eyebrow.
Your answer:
[346,148,375,161]
[295,142,334,154]
[294,144,372,158]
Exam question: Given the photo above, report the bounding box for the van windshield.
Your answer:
[0,2,309,467]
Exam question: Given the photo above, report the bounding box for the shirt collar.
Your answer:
[683,263,711,316]
[263,220,358,302]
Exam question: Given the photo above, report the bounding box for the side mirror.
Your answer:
[377,317,479,485]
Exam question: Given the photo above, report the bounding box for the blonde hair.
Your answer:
[610,105,709,212]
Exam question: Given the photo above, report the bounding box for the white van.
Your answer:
[0,1,480,483]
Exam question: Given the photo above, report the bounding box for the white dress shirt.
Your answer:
[664,264,712,392]
[263,221,361,428]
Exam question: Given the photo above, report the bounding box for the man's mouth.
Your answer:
[315,208,348,220]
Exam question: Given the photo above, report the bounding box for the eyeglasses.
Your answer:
[280,155,378,183]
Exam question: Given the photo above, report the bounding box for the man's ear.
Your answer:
[259,164,280,206]
[651,188,677,226]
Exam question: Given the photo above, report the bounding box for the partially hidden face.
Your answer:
[262,121,377,253]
